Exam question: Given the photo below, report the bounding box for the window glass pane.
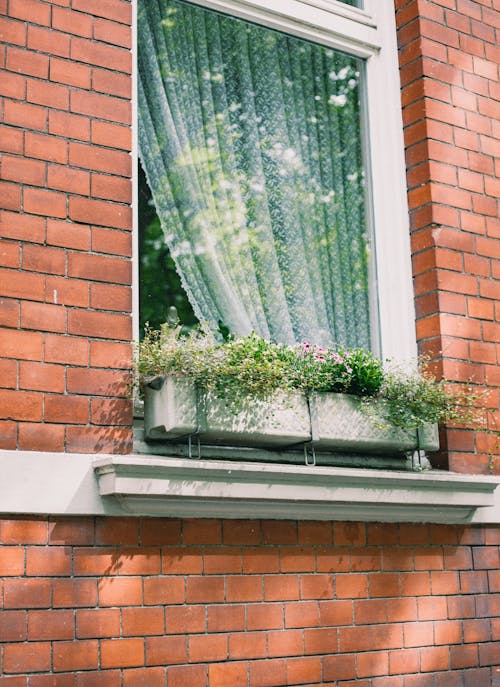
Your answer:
[338,0,363,6]
[139,0,372,349]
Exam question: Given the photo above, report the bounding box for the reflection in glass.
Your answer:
[139,0,371,348]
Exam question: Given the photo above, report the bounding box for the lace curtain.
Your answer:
[138,0,371,348]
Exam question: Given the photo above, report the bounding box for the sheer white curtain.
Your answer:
[138,0,371,348]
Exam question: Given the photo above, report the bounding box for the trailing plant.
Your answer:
[136,322,477,432]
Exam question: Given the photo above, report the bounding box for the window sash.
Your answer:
[132,0,417,362]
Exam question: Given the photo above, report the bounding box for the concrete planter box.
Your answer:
[144,376,439,454]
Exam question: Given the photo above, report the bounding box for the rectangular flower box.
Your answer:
[144,376,311,448]
[144,376,439,455]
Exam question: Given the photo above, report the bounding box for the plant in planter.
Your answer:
[135,320,476,458]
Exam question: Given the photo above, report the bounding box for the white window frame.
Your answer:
[132,0,417,361]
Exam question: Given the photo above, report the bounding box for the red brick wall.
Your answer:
[396,0,500,475]
[0,517,499,685]
[0,0,133,454]
[1,1,499,684]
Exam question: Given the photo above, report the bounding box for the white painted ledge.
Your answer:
[95,455,500,523]
[0,450,499,523]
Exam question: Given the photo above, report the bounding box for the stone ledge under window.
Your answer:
[94,455,500,524]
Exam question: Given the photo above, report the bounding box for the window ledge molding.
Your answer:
[94,454,500,524]
[1,449,498,524]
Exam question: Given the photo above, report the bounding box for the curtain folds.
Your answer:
[138,0,371,348]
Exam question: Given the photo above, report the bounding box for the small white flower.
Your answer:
[329,94,347,107]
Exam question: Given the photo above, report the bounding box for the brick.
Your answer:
[3,643,51,674]
[336,573,368,599]
[101,638,144,669]
[434,619,463,645]
[76,609,120,639]
[0,327,44,360]
[4,579,51,608]
[404,621,434,648]
[264,575,299,601]
[268,628,303,657]
[69,197,131,230]
[6,46,48,78]
[280,546,315,573]
[49,111,90,142]
[463,618,491,643]
[250,659,286,687]
[91,121,131,151]
[1,154,46,186]
[46,219,91,251]
[90,397,132,426]
[22,244,66,275]
[27,79,69,110]
[28,25,70,57]
[0,611,26,641]
[262,520,297,545]
[52,578,97,608]
[141,519,181,546]
[229,631,266,659]
[44,334,88,366]
[226,575,262,602]
[0,420,17,450]
[0,181,21,211]
[8,0,50,24]
[431,571,460,595]
[247,603,283,630]
[145,636,187,666]
[167,665,207,687]
[323,654,356,681]
[18,422,65,451]
[0,16,26,45]
[0,297,19,328]
[189,634,228,662]
[185,576,224,604]
[93,17,131,48]
[0,546,24,575]
[24,188,67,219]
[242,548,279,574]
[48,164,90,195]
[0,389,42,421]
[75,546,159,575]
[0,71,26,99]
[166,605,205,634]
[48,518,94,546]
[52,7,93,38]
[53,640,98,672]
[285,601,319,628]
[67,310,131,340]
[143,577,185,605]
[72,0,131,24]
[26,545,71,576]
[306,627,339,653]
[4,100,47,131]
[91,174,131,203]
[98,577,142,607]
[209,662,247,687]
[69,142,131,176]
[21,301,66,333]
[89,340,132,369]
[95,517,138,545]
[0,518,47,544]
[0,359,18,388]
[92,68,131,99]
[122,668,165,687]
[50,56,91,89]
[46,276,89,308]
[28,610,74,640]
[0,125,24,154]
[357,651,389,678]
[300,574,334,600]
[65,426,132,454]
[76,671,121,687]
[389,647,420,675]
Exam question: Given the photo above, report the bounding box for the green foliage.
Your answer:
[137,326,475,432]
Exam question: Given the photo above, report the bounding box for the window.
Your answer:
[136,0,416,361]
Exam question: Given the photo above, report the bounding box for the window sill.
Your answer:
[0,449,498,524]
[94,454,499,524]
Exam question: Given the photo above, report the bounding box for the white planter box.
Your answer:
[144,376,439,454]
